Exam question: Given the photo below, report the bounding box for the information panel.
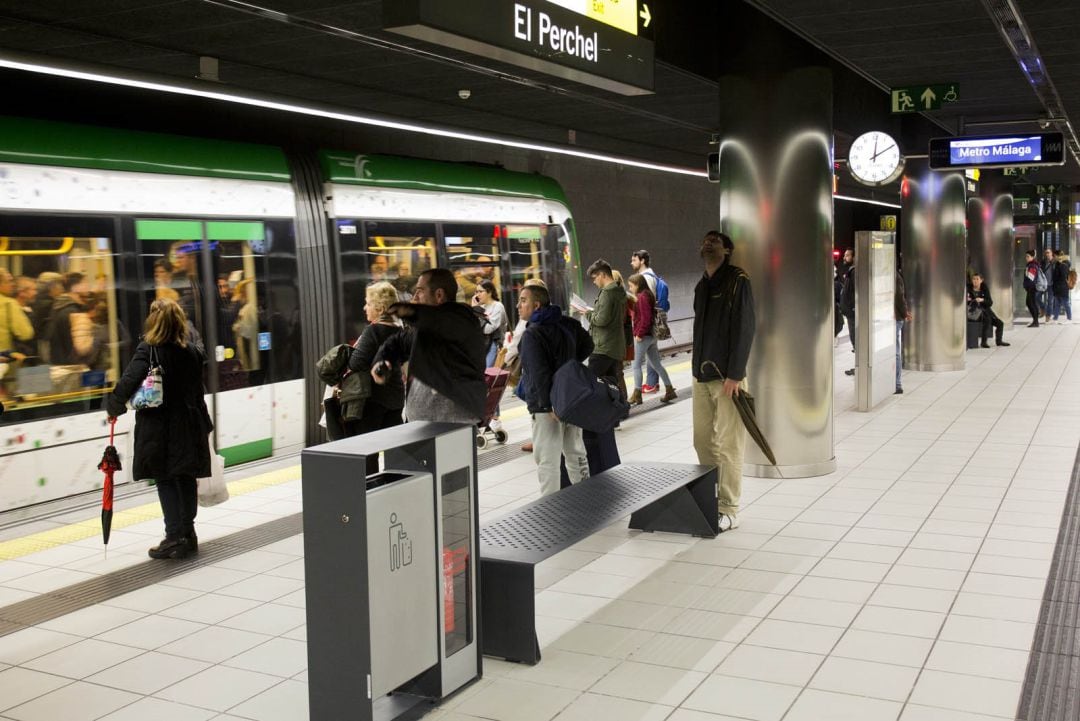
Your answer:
[929,132,1065,170]
[384,0,655,95]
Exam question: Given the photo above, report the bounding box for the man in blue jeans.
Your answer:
[894,268,912,394]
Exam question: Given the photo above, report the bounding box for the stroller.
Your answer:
[476,367,510,449]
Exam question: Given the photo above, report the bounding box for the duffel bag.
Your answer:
[551,360,629,434]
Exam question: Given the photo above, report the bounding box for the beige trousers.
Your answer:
[692,377,748,515]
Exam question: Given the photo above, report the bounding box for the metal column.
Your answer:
[968,178,1015,330]
[901,166,967,372]
[716,66,836,478]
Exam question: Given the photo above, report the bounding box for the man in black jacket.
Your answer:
[692,231,755,531]
[372,268,486,423]
[518,285,593,496]
[47,272,90,366]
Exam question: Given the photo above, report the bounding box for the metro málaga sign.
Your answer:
[929,133,1066,170]
[384,0,655,96]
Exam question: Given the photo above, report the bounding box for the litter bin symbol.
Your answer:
[389,513,413,571]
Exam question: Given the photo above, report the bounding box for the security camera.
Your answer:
[1038,118,1051,129]
[458,89,471,100]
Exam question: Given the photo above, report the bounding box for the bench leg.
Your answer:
[480,559,540,664]
[628,468,719,538]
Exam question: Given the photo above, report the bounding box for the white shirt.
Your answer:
[640,266,659,295]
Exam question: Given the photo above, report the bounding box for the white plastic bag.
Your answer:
[197,435,229,507]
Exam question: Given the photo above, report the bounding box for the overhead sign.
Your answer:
[891,83,959,113]
[929,133,1066,170]
[384,0,655,96]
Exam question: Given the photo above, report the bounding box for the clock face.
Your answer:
[848,131,904,186]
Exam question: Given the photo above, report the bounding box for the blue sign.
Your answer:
[257,332,271,351]
[950,136,1041,165]
[929,132,1065,169]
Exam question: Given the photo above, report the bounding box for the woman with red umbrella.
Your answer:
[106,298,212,560]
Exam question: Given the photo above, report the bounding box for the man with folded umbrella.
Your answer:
[692,231,756,532]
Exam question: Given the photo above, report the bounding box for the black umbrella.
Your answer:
[702,362,777,466]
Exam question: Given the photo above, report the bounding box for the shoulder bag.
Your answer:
[129,346,164,410]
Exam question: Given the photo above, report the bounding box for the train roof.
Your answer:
[320,151,571,208]
[0,116,291,182]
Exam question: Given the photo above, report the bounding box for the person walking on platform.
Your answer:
[894,268,912,394]
[517,284,593,496]
[692,231,755,532]
[630,250,668,394]
[347,281,405,473]
[106,299,212,560]
[1040,248,1055,322]
[840,255,857,377]
[580,260,627,394]
[1023,250,1041,327]
[371,268,486,424]
[627,273,676,405]
[1050,249,1072,323]
[967,273,1009,348]
[472,279,508,431]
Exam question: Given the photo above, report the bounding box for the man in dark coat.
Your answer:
[692,230,755,532]
[372,268,487,423]
[47,272,90,366]
[517,284,593,496]
[967,273,1009,348]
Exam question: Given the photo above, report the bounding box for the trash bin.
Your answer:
[302,422,481,721]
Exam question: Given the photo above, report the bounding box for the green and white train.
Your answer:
[0,115,582,514]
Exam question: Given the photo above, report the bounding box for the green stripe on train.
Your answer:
[135,219,266,241]
[0,116,291,181]
[220,438,273,467]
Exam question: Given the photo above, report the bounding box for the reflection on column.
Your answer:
[718,68,836,479]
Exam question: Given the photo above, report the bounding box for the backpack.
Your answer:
[1069,268,1077,290]
[654,274,671,312]
[1035,266,1049,292]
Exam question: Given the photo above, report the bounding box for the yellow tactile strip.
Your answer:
[0,464,301,561]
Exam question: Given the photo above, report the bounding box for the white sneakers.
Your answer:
[718,513,740,532]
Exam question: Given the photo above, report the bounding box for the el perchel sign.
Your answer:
[384,0,655,96]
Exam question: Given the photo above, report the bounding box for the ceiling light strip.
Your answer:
[834,194,901,209]
[0,53,707,179]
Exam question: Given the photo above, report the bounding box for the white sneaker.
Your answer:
[718,513,740,532]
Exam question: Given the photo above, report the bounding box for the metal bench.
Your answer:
[479,462,718,664]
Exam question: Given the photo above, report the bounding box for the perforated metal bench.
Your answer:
[479,462,718,664]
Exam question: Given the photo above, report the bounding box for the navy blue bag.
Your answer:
[551,360,629,434]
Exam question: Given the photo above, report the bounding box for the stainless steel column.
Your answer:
[717,67,835,478]
[901,165,967,371]
[968,179,1015,330]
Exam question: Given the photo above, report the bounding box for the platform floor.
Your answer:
[0,319,1078,721]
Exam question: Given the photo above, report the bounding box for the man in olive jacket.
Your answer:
[581,259,626,392]
[692,231,755,532]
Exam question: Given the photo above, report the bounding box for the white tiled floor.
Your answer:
[0,320,1078,720]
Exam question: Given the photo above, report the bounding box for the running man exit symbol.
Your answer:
[891,83,959,113]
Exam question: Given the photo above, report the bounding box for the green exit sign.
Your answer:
[891,84,959,113]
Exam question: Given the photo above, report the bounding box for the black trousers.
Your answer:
[1026,289,1040,323]
[157,475,197,539]
[344,401,404,475]
[978,309,1005,343]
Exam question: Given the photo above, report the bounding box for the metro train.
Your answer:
[0,115,582,514]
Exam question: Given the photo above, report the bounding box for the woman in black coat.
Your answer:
[347,281,405,474]
[106,298,212,560]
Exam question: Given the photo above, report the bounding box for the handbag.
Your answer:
[966,303,983,322]
[129,346,163,410]
[197,434,229,507]
[653,308,672,341]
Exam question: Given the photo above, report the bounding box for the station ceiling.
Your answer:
[0,1,1077,183]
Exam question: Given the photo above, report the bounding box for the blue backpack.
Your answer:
[654,274,670,311]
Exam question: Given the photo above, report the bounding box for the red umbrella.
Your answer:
[98,417,121,548]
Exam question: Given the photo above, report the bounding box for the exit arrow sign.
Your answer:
[891,83,959,113]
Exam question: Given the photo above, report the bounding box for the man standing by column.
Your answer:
[582,260,626,393]
[894,267,912,394]
[692,231,755,531]
[1040,247,1055,322]
[517,284,593,496]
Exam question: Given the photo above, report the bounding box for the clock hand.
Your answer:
[872,137,878,159]
[871,144,897,161]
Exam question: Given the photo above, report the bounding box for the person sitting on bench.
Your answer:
[967,272,1010,348]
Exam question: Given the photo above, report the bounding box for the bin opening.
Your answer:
[366,470,415,489]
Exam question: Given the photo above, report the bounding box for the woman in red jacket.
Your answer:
[627,273,676,405]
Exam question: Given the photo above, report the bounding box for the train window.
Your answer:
[0,216,123,423]
[135,219,270,391]
[504,224,544,316]
[442,224,503,305]
[338,220,436,340]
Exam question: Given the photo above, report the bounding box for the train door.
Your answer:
[134,219,273,466]
[442,224,504,306]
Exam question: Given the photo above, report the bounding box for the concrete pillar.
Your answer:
[901,165,967,371]
[717,67,836,478]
